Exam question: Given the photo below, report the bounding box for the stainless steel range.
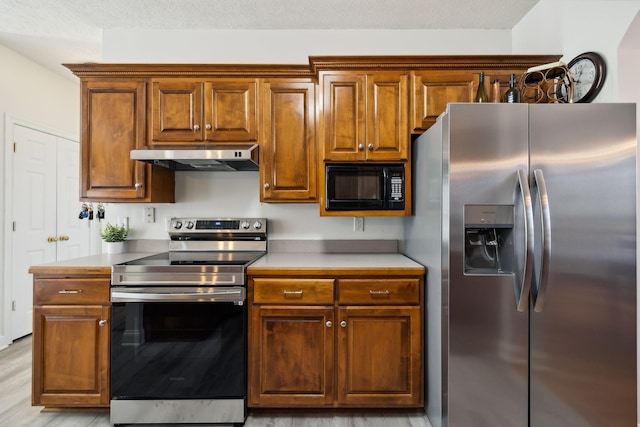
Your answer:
[110,217,266,426]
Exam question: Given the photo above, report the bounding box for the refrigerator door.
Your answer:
[529,103,637,426]
[446,103,530,427]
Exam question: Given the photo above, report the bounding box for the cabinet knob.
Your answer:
[264,183,270,189]
[193,124,200,131]
[326,321,333,328]
[368,143,374,150]
[358,144,364,151]
[47,236,58,242]
[205,123,212,130]
[134,183,143,189]
[340,320,347,328]
[99,320,107,327]
[58,235,70,241]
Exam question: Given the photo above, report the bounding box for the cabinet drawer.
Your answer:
[338,278,420,305]
[253,279,334,304]
[34,278,110,304]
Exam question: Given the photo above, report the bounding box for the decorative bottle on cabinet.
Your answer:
[504,74,521,103]
[474,72,489,103]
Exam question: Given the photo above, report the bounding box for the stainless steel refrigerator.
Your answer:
[404,103,637,427]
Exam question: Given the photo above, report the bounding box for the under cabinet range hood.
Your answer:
[130,144,259,171]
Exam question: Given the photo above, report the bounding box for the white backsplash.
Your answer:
[97,171,404,251]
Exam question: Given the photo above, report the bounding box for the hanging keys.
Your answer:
[88,203,94,220]
[97,203,105,221]
[78,203,89,219]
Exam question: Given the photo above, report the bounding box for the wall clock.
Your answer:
[565,51,607,103]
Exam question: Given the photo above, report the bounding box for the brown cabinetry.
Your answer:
[260,79,317,202]
[31,271,111,408]
[248,274,423,408]
[150,78,258,144]
[80,79,174,202]
[321,71,408,162]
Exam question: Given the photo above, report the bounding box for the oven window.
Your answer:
[111,302,245,400]
[333,173,382,200]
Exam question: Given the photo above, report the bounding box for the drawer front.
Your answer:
[34,278,110,304]
[253,278,335,304]
[338,278,420,305]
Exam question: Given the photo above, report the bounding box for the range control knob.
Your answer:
[241,221,251,230]
[173,221,183,229]
[186,221,195,229]
[253,221,263,230]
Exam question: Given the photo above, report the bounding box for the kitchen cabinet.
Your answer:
[248,274,423,408]
[320,71,409,162]
[31,269,111,408]
[261,79,317,202]
[411,68,548,133]
[150,78,258,144]
[80,79,174,202]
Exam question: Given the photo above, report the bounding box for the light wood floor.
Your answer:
[0,335,432,427]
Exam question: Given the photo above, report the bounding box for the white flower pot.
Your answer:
[104,241,125,254]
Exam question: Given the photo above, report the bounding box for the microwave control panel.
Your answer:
[390,175,404,200]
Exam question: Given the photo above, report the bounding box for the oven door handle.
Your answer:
[111,287,245,303]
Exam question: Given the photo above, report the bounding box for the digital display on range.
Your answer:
[196,220,240,230]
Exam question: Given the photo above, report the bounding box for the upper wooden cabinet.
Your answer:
[80,79,174,202]
[411,68,537,132]
[260,79,317,202]
[150,78,259,144]
[321,71,409,162]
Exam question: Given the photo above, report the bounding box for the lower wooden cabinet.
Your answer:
[30,271,111,408]
[248,275,423,408]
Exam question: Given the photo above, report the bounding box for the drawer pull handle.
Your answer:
[369,290,390,296]
[58,289,83,294]
[283,290,304,297]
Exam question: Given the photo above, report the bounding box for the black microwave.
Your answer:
[325,163,405,211]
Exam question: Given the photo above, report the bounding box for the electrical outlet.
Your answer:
[354,217,364,232]
[144,207,155,223]
[117,216,129,229]
[165,216,173,231]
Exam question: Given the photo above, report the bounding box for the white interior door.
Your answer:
[9,124,88,340]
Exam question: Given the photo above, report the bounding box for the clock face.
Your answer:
[570,58,597,102]
[559,52,606,103]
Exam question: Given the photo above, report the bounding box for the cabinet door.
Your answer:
[204,79,258,142]
[81,80,149,200]
[261,80,317,202]
[248,307,334,407]
[151,79,204,142]
[365,72,409,161]
[411,70,475,132]
[32,305,110,407]
[336,306,422,407]
[321,73,366,161]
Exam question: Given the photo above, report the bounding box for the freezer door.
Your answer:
[446,103,530,427]
[529,103,637,426]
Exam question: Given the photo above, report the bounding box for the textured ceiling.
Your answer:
[0,0,540,78]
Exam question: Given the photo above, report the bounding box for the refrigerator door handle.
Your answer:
[532,169,551,312]
[516,169,534,312]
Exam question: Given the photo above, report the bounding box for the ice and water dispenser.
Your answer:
[464,205,514,275]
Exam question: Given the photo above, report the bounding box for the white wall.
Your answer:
[0,44,80,346]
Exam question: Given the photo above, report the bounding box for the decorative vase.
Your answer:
[104,241,125,254]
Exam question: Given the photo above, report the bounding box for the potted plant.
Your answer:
[100,222,130,254]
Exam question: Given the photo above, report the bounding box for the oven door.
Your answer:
[110,287,246,401]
